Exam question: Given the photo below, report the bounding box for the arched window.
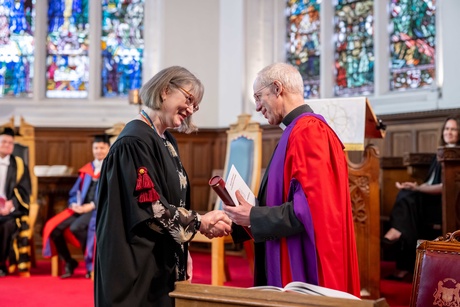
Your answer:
[0,0,35,98]
[46,0,89,98]
[286,0,321,99]
[333,0,374,96]
[101,0,144,97]
[389,0,435,91]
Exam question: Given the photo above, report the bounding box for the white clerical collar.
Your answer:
[0,155,10,166]
[279,122,286,131]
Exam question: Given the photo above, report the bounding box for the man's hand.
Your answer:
[71,202,95,214]
[0,200,14,216]
[200,210,232,238]
[223,190,252,227]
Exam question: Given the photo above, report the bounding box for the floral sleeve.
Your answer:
[148,200,200,244]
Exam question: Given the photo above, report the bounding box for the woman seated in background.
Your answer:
[383,115,460,280]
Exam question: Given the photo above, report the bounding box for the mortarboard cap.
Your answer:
[92,134,114,145]
[0,127,15,137]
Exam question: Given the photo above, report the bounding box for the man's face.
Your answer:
[0,135,14,158]
[92,142,110,161]
[253,79,283,125]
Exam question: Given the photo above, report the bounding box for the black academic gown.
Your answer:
[389,156,443,271]
[0,155,31,271]
[95,120,191,307]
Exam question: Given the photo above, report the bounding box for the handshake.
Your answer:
[197,210,232,239]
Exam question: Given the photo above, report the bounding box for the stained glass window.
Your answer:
[0,0,35,98]
[334,0,374,96]
[390,0,435,91]
[101,0,144,97]
[286,0,321,99]
[46,0,89,98]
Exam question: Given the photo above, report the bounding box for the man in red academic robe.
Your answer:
[224,63,360,297]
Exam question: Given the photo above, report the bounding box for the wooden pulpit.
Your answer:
[170,282,389,307]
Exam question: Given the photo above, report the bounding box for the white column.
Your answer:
[217,0,245,127]
[373,0,390,96]
[437,0,460,109]
[88,1,101,100]
[320,0,334,98]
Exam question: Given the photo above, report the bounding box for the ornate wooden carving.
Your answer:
[347,145,381,299]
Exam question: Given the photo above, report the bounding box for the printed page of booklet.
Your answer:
[225,164,255,207]
[284,281,360,300]
[249,281,360,300]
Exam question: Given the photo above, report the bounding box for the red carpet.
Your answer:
[0,253,410,306]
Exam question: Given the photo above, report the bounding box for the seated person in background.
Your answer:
[0,127,32,277]
[43,134,111,279]
[383,115,460,280]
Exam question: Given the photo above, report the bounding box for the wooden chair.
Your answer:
[410,229,460,307]
[192,114,262,285]
[1,116,38,277]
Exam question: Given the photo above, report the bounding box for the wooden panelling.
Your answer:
[379,109,459,157]
[171,130,224,212]
[35,127,106,172]
[32,108,459,214]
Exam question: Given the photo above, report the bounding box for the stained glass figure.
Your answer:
[46,0,89,98]
[334,0,374,96]
[0,0,35,98]
[101,0,144,97]
[286,0,321,99]
[390,0,435,91]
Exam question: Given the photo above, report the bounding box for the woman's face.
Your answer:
[160,84,196,129]
[443,119,459,145]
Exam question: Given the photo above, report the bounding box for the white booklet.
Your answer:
[225,164,256,207]
[249,281,360,300]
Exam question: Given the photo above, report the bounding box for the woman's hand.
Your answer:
[199,210,232,238]
[395,181,418,191]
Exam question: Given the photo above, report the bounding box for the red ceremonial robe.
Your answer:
[266,113,360,297]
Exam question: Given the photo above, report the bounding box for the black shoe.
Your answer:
[85,271,92,279]
[0,268,7,277]
[60,259,78,279]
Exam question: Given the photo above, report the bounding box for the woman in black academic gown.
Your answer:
[383,115,460,280]
[94,66,232,307]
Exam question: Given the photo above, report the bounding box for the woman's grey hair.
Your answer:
[256,63,304,95]
[440,115,460,146]
[139,66,204,133]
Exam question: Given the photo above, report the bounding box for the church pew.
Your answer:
[437,146,460,234]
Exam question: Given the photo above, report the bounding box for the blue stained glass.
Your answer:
[389,0,435,91]
[333,0,374,96]
[0,0,35,98]
[46,0,89,98]
[286,0,321,99]
[101,0,144,97]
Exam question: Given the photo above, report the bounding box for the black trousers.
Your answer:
[0,217,17,266]
[50,211,92,262]
[389,189,442,271]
